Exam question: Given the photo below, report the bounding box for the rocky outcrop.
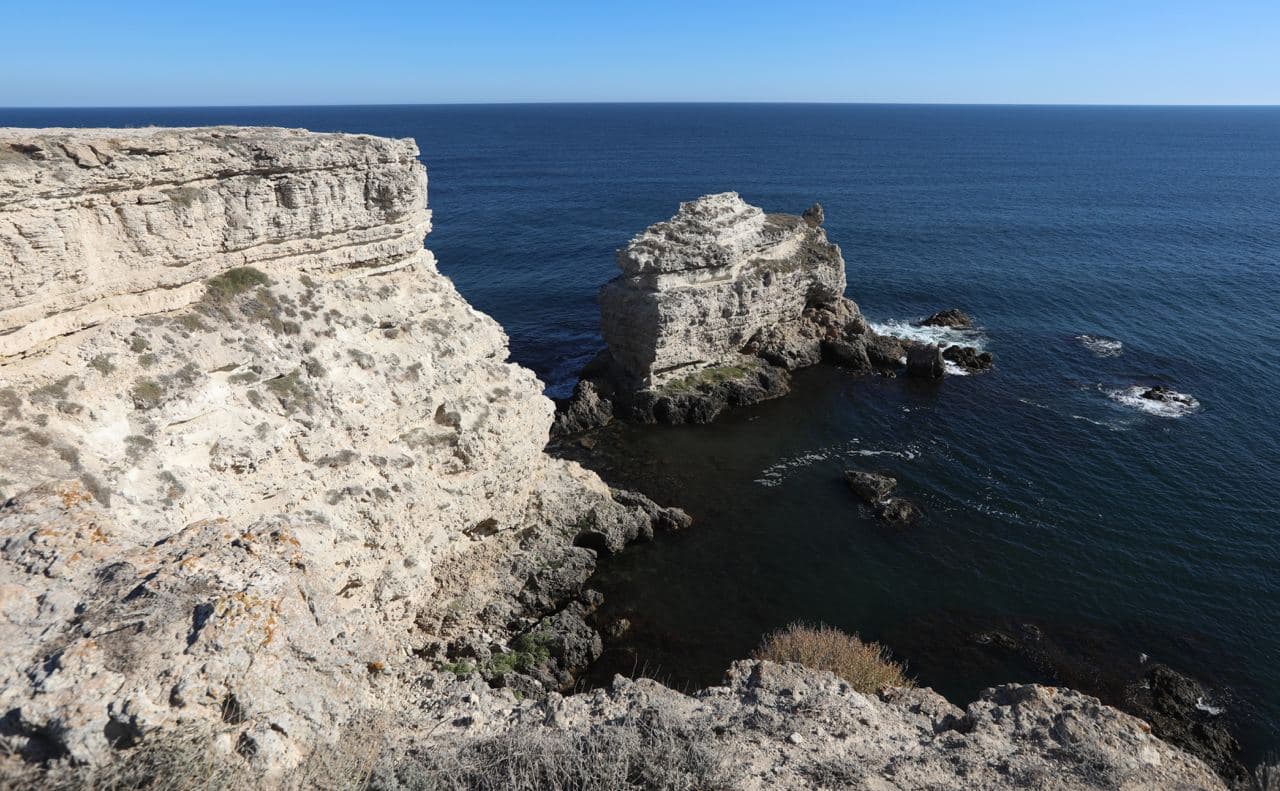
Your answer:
[1,127,428,358]
[559,193,897,428]
[906,343,945,379]
[404,660,1226,790]
[0,127,684,769]
[844,468,922,526]
[919,308,973,329]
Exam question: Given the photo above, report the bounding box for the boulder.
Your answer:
[906,344,945,379]
[844,469,897,503]
[801,202,825,227]
[1141,386,1196,406]
[918,308,973,329]
[877,497,922,526]
[942,344,994,372]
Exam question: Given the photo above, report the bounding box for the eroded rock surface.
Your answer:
[560,193,895,427]
[406,660,1226,790]
[0,127,682,769]
[0,130,1223,789]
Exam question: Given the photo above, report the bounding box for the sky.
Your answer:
[2,0,1278,106]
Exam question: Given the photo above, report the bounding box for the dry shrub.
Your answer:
[376,712,736,791]
[752,622,912,693]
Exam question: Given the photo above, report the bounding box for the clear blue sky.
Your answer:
[3,0,1278,106]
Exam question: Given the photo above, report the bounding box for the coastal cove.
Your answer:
[4,103,1278,777]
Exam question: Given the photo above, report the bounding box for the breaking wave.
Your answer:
[1076,334,1124,357]
[869,318,987,352]
[1106,385,1200,418]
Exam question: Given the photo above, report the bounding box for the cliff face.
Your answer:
[0,129,1226,790]
[0,127,678,767]
[0,127,428,358]
[557,193,897,430]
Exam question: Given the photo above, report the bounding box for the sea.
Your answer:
[4,104,1278,761]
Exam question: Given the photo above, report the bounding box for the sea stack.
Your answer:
[558,192,893,429]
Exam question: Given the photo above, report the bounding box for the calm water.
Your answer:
[5,104,1278,757]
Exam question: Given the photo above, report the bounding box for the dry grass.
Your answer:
[379,713,736,791]
[752,622,913,693]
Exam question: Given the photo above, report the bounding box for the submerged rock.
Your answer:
[877,497,923,526]
[918,308,974,329]
[1141,385,1196,406]
[943,344,994,372]
[844,469,897,503]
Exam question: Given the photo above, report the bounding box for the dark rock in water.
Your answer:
[553,379,614,436]
[877,497,921,526]
[942,344,994,372]
[628,361,791,424]
[1141,385,1195,406]
[844,469,897,503]
[906,344,945,379]
[866,335,906,369]
[802,202,825,227]
[918,308,974,329]
[1125,664,1246,786]
[822,337,872,370]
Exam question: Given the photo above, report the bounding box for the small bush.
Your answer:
[202,267,271,304]
[752,622,912,693]
[130,378,165,410]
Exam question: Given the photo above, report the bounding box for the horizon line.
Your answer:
[3,100,1280,111]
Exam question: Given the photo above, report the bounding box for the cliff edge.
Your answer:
[0,129,1224,790]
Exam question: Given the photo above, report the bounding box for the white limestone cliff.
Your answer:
[0,127,678,768]
[0,129,1225,790]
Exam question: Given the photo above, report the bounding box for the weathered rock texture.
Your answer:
[403,660,1225,790]
[555,193,995,431]
[0,130,1221,790]
[0,127,682,769]
[600,192,845,385]
[558,193,885,429]
[1,127,427,358]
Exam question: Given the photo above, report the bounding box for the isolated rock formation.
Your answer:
[918,308,974,329]
[558,193,895,429]
[0,127,683,769]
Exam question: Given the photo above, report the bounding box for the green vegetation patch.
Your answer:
[202,267,271,304]
[263,369,314,414]
[659,359,762,395]
[485,629,554,678]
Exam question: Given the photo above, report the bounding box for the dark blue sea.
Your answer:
[5,104,1278,759]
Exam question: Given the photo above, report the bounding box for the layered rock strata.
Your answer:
[556,193,991,432]
[0,127,683,768]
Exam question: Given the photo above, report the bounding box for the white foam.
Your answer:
[869,318,987,353]
[1076,334,1124,357]
[1195,697,1224,716]
[943,360,971,376]
[753,439,920,487]
[1106,385,1200,418]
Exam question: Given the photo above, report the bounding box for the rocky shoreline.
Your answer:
[554,192,992,434]
[0,128,1234,789]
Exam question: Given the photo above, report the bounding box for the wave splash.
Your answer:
[1106,385,1200,418]
[1077,334,1124,357]
[869,319,986,352]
